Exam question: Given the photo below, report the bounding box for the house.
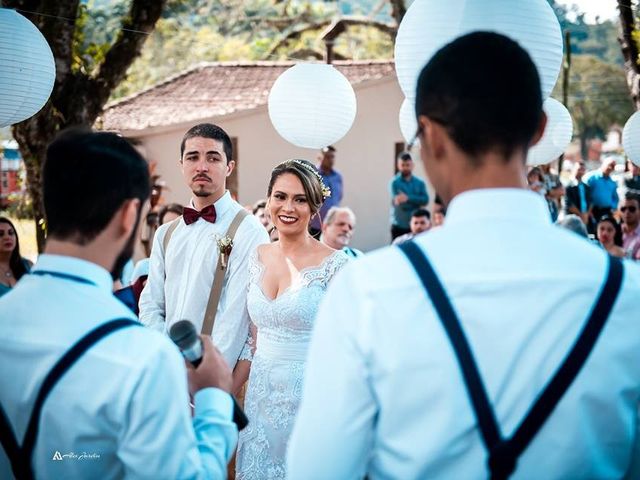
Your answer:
[99,60,432,252]
[0,140,23,209]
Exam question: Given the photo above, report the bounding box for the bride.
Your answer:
[236,159,349,479]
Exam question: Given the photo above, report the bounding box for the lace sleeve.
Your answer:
[323,251,350,286]
[238,326,256,361]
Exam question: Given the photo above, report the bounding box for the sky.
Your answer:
[556,0,620,23]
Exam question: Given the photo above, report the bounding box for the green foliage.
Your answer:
[552,54,634,141]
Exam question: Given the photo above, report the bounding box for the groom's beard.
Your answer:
[111,210,141,281]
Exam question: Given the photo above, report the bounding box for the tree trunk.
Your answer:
[618,0,640,109]
[580,130,589,161]
[5,0,166,253]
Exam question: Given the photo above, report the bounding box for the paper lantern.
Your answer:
[0,8,55,127]
[526,98,572,166]
[394,0,563,102]
[622,111,640,167]
[399,98,418,146]
[268,64,357,149]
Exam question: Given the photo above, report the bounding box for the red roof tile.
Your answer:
[100,60,396,132]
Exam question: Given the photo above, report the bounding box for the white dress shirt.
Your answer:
[0,254,237,479]
[139,191,269,367]
[288,188,640,479]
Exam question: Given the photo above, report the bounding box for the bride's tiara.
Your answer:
[288,159,331,200]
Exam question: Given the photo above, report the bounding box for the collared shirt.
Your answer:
[623,224,640,260]
[0,254,237,479]
[389,173,429,229]
[310,168,343,230]
[139,191,269,367]
[586,171,619,208]
[288,189,640,479]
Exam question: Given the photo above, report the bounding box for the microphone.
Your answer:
[169,320,248,431]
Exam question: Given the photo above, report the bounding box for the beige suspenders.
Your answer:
[162,209,249,335]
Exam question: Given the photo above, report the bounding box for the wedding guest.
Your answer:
[597,215,626,258]
[0,217,31,298]
[321,206,363,258]
[236,159,348,479]
[158,203,184,225]
[288,32,640,479]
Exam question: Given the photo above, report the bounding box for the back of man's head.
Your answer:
[415,31,543,160]
[43,129,150,244]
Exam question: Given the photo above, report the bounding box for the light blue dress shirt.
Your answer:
[0,254,237,479]
[586,171,619,209]
[288,189,640,479]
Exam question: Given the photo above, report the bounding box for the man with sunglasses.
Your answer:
[621,193,640,260]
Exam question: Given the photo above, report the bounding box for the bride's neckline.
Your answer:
[254,249,340,303]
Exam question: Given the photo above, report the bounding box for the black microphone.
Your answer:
[169,320,248,431]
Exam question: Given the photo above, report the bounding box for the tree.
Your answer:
[619,0,640,108]
[552,54,634,158]
[5,0,166,252]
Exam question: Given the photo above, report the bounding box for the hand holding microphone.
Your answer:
[169,320,248,431]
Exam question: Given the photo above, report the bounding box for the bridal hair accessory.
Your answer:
[216,235,233,269]
[289,159,331,199]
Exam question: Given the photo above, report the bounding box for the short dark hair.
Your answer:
[43,129,151,244]
[321,145,336,154]
[158,203,184,225]
[597,215,623,247]
[180,123,233,162]
[397,151,412,162]
[252,199,267,215]
[624,192,640,206]
[411,208,431,220]
[415,31,543,161]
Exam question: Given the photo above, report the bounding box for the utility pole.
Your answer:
[559,30,571,173]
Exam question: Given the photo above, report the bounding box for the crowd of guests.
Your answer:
[527,157,640,260]
[1,31,639,480]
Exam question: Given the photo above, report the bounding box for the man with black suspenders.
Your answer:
[288,33,640,479]
[0,130,237,479]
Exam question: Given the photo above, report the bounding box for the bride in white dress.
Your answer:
[236,159,348,479]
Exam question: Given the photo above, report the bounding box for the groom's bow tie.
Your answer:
[183,205,217,225]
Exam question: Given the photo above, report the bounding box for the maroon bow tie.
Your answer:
[183,205,217,225]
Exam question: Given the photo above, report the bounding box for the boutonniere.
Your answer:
[216,235,233,270]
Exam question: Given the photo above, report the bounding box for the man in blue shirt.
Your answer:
[389,152,429,240]
[310,146,343,239]
[0,130,237,479]
[586,157,619,222]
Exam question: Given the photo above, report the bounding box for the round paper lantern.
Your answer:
[0,8,55,127]
[622,111,640,167]
[399,98,418,146]
[268,64,357,149]
[394,0,562,102]
[526,98,572,166]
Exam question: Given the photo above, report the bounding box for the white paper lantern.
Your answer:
[622,111,640,167]
[399,98,418,146]
[268,64,357,149]
[526,98,572,166]
[0,8,55,127]
[394,0,563,102]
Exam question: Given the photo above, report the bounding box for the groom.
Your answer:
[139,124,268,375]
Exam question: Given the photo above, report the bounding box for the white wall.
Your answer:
[132,77,432,253]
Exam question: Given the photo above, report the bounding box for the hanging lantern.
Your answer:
[622,111,640,167]
[399,98,418,147]
[526,98,572,166]
[0,8,55,127]
[268,64,357,149]
[394,0,563,102]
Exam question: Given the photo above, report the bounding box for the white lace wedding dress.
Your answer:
[236,249,349,480]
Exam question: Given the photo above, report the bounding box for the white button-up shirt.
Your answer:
[0,254,237,479]
[139,191,269,367]
[288,188,640,479]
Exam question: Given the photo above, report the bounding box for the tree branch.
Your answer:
[387,0,406,26]
[618,0,640,108]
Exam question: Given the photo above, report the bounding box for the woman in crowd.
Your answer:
[596,215,626,258]
[0,217,32,298]
[236,159,348,479]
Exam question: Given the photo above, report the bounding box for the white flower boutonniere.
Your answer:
[216,235,234,270]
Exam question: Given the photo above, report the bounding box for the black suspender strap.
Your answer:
[0,318,140,480]
[399,241,624,480]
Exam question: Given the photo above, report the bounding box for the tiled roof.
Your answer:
[100,60,396,132]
